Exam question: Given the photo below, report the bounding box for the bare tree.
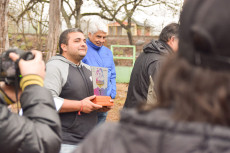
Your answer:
[26,2,49,50]
[82,0,181,45]
[0,0,9,53]
[8,0,40,25]
[8,0,82,58]
[45,0,61,61]
[8,0,49,51]
[13,0,83,29]
[61,0,83,28]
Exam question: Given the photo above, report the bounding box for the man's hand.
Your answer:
[81,95,103,113]
[97,99,114,112]
[9,50,45,79]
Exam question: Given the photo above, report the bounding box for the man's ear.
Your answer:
[61,44,67,53]
[167,37,173,45]
[168,36,177,44]
[167,36,174,49]
[170,36,176,42]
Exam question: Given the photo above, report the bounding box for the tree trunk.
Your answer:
[0,0,9,53]
[46,0,61,62]
[74,0,83,28]
[61,0,72,28]
[126,17,133,45]
[126,16,133,45]
[127,29,133,45]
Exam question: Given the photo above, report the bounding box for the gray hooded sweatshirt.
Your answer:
[44,55,97,145]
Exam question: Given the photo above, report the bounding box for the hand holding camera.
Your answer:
[9,50,45,79]
[0,49,45,85]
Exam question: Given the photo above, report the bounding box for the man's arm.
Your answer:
[0,51,62,153]
[44,60,102,113]
[0,85,62,153]
[146,60,161,104]
[148,60,161,83]
[59,95,102,113]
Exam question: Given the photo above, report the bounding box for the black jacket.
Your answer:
[0,85,61,153]
[124,40,173,108]
[75,108,230,153]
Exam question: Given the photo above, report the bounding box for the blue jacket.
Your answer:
[82,39,116,99]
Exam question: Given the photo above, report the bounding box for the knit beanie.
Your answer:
[178,0,230,71]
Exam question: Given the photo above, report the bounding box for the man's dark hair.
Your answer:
[59,28,83,54]
[159,23,179,43]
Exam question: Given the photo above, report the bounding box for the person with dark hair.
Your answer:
[44,28,103,153]
[73,0,230,152]
[0,50,61,153]
[124,23,179,108]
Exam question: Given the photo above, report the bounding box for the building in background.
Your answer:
[107,21,151,36]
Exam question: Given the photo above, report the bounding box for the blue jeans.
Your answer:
[97,111,108,124]
[59,144,77,153]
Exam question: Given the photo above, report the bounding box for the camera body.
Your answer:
[0,49,34,85]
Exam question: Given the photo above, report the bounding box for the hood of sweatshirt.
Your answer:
[47,55,84,68]
[143,40,173,55]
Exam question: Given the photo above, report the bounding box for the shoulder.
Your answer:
[47,59,64,66]
[102,46,113,56]
[46,58,70,77]
[47,56,69,68]
[102,46,112,52]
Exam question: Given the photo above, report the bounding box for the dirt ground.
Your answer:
[106,83,129,122]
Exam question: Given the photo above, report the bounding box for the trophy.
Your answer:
[91,66,113,106]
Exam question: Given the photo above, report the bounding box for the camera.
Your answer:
[0,49,34,85]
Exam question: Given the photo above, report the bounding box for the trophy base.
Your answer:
[92,96,114,106]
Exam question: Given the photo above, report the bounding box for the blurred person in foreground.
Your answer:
[0,49,61,153]
[74,0,230,152]
[124,23,179,109]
